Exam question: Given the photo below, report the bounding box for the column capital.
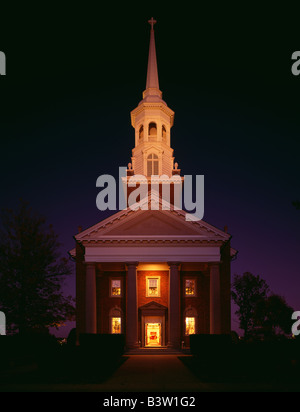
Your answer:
[126,262,139,269]
[210,262,220,265]
[83,262,96,267]
[209,262,220,269]
[167,262,181,268]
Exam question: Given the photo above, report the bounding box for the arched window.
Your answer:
[109,307,122,334]
[147,153,159,176]
[184,307,197,336]
[148,122,157,141]
[162,125,167,142]
[139,125,144,140]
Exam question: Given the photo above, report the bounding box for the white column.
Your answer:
[210,263,221,334]
[126,262,139,348]
[85,263,97,333]
[168,262,181,348]
[157,121,162,141]
[167,127,171,147]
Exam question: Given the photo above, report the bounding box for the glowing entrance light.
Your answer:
[145,323,161,346]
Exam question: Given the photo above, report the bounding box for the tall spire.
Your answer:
[140,18,163,103]
[146,17,159,90]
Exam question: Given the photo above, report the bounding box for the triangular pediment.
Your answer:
[141,144,163,154]
[139,301,167,311]
[102,210,203,236]
[75,192,230,243]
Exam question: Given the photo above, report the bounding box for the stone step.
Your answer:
[125,347,190,355]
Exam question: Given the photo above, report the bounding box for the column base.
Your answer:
[126,341,140,350]
[167,341,181,350]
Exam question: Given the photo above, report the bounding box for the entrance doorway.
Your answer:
[139,303,167,347]
[145,323,161,347]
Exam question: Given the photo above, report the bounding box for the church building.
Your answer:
[71,18,237,350]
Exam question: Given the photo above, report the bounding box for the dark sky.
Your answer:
[1,4,299,335]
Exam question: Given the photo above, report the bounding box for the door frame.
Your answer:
[139,301,168,347]
[142,315,165,347]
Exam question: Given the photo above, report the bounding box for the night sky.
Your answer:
[1,4,299,336]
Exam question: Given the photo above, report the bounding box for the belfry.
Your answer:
[71,19,237,351]
[130,17,176,179]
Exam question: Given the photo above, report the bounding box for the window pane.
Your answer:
[149,287,158,296]
[153,160,159,175]
[112,317,121,334]
[147,161,152,176]
[148,278,158,296]
[149,279,157,287]
[185,279,195,296]
[185,317,195,335]
[112,279,121,295]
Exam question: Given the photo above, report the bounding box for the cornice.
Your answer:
[131,103,175,127]
[81,238,224,246]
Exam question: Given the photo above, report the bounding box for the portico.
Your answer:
[72,202,234,349]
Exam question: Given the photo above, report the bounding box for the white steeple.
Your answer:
[130,18,178,178]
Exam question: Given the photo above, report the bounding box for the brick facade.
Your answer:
[75,257,232,347]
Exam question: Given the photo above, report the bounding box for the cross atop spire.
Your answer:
[148,17,157,31]
[145,17,159,92]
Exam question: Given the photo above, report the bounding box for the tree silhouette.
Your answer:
[252,294,294,340]
[292,201,300,210]
[0,200,74,334]
[231,272,269,340]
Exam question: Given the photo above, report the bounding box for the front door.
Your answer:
[145,322,161,347]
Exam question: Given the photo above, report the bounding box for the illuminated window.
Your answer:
[110,307,122,334]
[185,279,196,296]
[185,317,195,335]
[146,276,160,297]
[112,317,121,334]
[110,279,121,296]
[147,154,159,176]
